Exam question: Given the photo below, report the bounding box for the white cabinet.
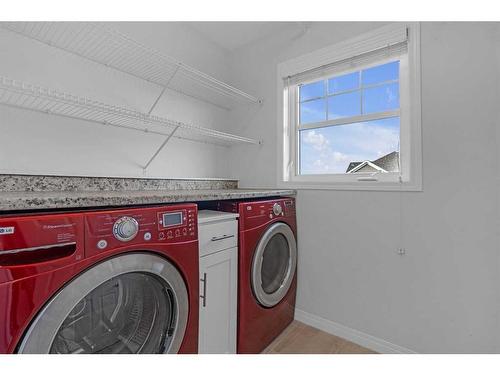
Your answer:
[199,246,237,354]
[197,210,239,354]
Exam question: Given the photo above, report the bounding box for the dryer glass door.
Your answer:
[261,234,290,294]
[18,254,189,354]
[251,222,297,307]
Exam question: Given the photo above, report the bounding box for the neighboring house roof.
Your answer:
[346,161,362,171]
[346,151,400,173]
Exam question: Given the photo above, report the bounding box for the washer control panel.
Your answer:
[157,208,196,241]
[85,204,197,257]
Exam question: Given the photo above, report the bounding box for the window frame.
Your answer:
[277,23,422,191]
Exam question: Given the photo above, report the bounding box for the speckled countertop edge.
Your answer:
[0,189,297,212]
[0,174,238,192]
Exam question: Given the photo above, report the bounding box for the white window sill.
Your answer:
[277,180,422,192]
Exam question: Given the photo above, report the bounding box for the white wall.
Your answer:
[229,22,500,353]
[0,22,233,179]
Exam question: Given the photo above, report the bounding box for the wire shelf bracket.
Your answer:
[0,22,264,110]
[140,66,179,171]
[142,125,180,172]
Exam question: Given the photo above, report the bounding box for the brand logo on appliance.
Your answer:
[0,226,15,235]
[43,223,75,230]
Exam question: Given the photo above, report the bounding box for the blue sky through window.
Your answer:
[300,117,400,174]
[362,61,399,86]
[328,91,361,119]
[300,98,326,124]
[328,72,359,94]
[363,82,399,113]
[297,61,400,174]
[299,80,324,101]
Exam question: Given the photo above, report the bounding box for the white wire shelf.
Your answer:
[0,76,262,149]
[0,22,263,110]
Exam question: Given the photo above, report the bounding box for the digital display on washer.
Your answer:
[162,212,183,228]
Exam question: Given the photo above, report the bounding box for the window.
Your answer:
[299,61,400,175]
[278,23,422,191]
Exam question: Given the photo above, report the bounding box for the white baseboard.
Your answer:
[294,308,417,354]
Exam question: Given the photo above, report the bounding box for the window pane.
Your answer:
[328,91,361,120]
[362,61,399,86]
[363,82,399,114]
[299,80,325,102]
[300,98,326,124]
[328,72,359,94]
[299,117,400,175]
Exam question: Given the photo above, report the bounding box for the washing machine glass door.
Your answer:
[18,253,189,354]
[251,222,297,307]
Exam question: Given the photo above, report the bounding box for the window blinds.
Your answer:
[285,25,408,85]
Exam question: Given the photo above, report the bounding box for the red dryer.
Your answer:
[218,197,297,353]
[0,204,199,354]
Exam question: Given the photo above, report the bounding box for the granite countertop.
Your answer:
[0,188,296,211]
[0,175,295,212]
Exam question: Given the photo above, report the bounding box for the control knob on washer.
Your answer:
[272,203,283,216]
[113,216,139,242]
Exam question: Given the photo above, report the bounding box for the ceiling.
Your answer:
[187,22,298,51]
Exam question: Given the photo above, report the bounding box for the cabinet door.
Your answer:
[199,247,237,354]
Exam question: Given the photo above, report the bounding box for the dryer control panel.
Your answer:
[85,204,197,257]
[217,198,296,231]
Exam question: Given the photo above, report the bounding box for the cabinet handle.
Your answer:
[200,272,207,307]
[211,234,234,242]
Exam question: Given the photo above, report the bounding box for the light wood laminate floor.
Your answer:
[262,321,377,354]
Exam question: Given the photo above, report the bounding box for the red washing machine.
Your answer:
[0,204,199,354]
[218,197,297,353]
